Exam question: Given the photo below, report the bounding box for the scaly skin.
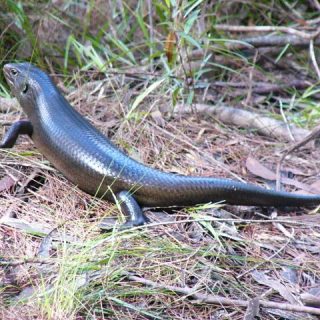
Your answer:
[2,63,320,227]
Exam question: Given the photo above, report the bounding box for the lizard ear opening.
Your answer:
[22,83,29,94]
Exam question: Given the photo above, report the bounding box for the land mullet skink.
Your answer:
[1,63,320,228]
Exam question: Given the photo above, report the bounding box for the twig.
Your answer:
[276,124,320,191]
[0,21,15,39]
[215,25,320,40]
[244,50,258,106]
[279,98,295,142]
[127,275,320,315]
[309,39,320,80]
[0,258,53,266]
[147,0,154,71]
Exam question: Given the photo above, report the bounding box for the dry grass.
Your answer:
[1,74,320,319]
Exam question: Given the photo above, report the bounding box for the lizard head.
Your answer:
[3,62,54,107]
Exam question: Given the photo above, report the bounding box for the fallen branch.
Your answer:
[207,80,312,95]
[127,275,320,315]
[215,25,320,40]
[239,34,320,48]
[188,34,320,61]
[173,103,310,142]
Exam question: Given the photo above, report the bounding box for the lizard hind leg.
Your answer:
[116,190,150,228]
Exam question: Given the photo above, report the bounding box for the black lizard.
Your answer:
[2,63,319,228]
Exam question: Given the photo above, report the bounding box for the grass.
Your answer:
[1,0,320,319]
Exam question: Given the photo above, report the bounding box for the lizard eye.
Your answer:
[10,68,18,76]
[22,83,29,94]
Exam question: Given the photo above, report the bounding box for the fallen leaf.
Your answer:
[252,270,297,304]
[246,157,319,194]
[0,175,16,193]
[151,110,166,127]
[246,156,277,180]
